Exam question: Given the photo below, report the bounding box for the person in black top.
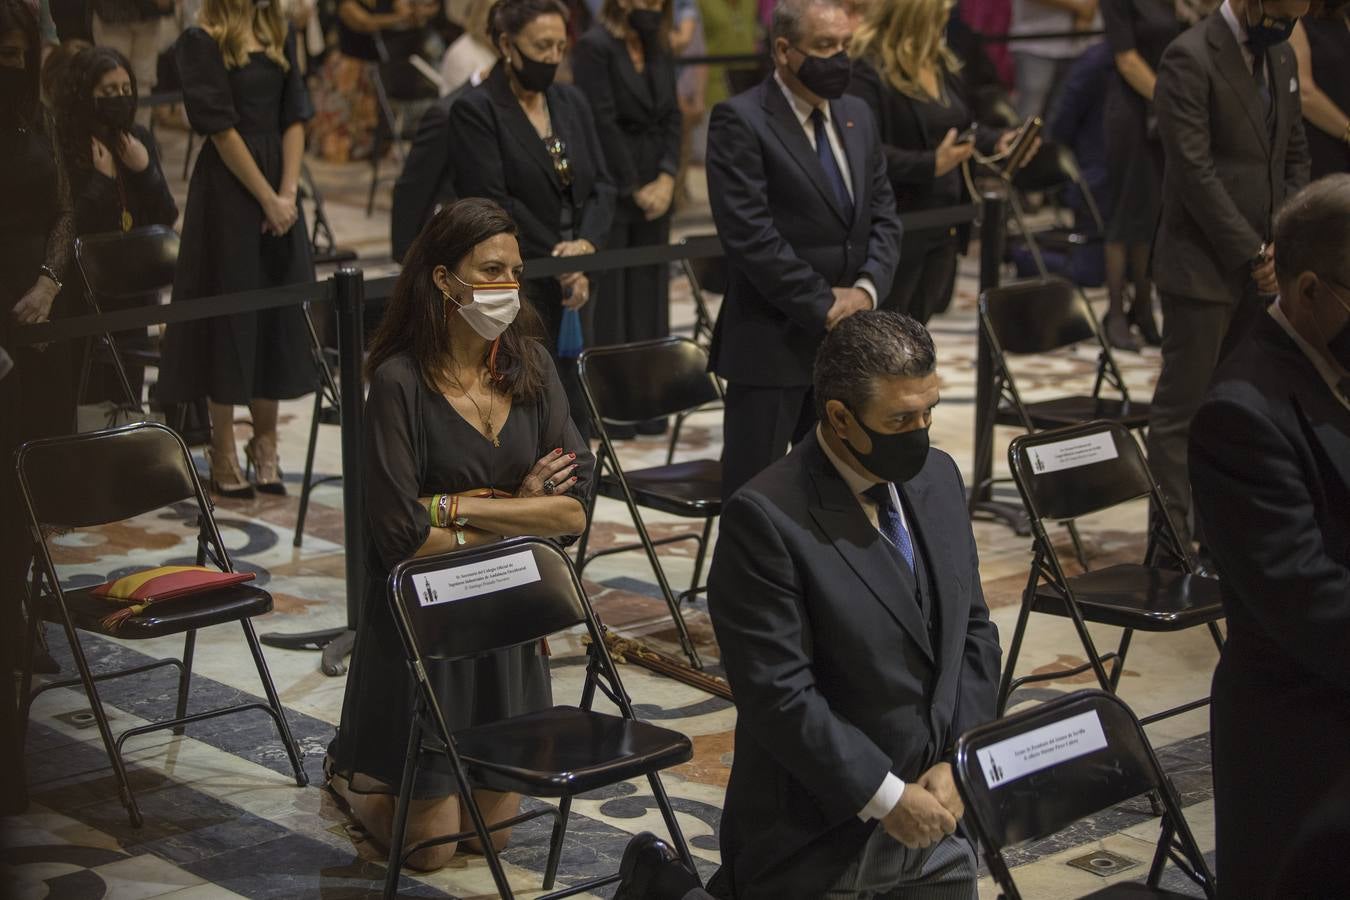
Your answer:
[0,0,75,815]
[157,0,316,498]
[327,198,593,871]
[1098,0,1180,349]
[1291,2,1350,179]
[53,46,178,406]
[848,0,1023,324]
[572,0,680,437]
[450,0,615,434]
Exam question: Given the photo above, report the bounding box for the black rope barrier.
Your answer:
[12,204,978,349]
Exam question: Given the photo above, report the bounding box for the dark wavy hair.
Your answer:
[54,46,136,175]
[0,0,42,129]
[366,198,549,401]
[487,0,569,49]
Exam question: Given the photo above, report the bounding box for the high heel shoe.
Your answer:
[1128,296,1163,347]
[207,447,256,499]
[244,435,286,495]
[1103,311,1140,352]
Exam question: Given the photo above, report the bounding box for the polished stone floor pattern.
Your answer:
[2,126,1221,899]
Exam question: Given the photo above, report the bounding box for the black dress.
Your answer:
[1101,0,1180,243]
[158,27,317,406]
[329,344,594,797]
[1304,15,1350,179]
[848,60,997,323]
[69,124,179,404]
[572,25,681,348]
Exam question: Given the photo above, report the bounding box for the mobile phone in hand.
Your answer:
[956,124,977,145]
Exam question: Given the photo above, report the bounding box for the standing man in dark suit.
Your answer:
[1146,0,1311,548]
[390,84,469,263]
[706,0,902,500]
[707,311,1001,899]
[1189,175,1350,900]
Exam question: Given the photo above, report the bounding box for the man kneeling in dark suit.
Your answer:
[706,311,1002,899]
[1190,174,1350,900]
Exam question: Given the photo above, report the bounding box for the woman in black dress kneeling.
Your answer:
[158,0,316,497]
[327,198,594,871]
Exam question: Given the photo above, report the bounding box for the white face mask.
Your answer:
[446,271,521,341]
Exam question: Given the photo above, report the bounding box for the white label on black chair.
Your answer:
[415,549,542,606]
[1027,433,1118,475]
[975,710,1109,788]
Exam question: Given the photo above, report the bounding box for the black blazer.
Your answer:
[706,432,1002,899]
[390,87,467,263]
[1153,13,1310,303]
[1189,313,1350,899]
[571,25,681,210]
[449,62,616,261]
[847,60,997,213]
[705,76,903,388]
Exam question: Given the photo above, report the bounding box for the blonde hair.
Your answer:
[850,0,959,100]
[199,0,290,71]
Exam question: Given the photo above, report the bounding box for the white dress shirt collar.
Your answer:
[1269,299,1350,411]
[816,425,908,527]
[774,68,831,128]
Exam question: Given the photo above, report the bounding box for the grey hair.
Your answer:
[1273,173,1350,286]
[813,310,937,419]
[771,0,845,43]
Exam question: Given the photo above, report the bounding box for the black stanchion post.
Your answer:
[259,267,362,675]
[969,188,1030,534]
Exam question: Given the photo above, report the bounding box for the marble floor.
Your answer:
[3,124,1222,899]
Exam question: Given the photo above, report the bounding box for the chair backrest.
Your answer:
[389,538,590,663]
[16,422,202,532]
[980,277,1097,356]
[682,244,727,296]
[579,337,721,424]
[954,690,1162,852]
[1011,140,1080,194]
[1008,420,1154,523]
[75,226,179,300]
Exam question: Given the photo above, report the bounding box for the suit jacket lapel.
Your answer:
[1257,316,1350,496]
[489,65,563,191]
[762,80,852,225]
[804,437,935,662]
[899,473,962,673]
[1208,14,1271,155]
[830,96,867,227]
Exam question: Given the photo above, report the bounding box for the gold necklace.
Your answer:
[446,367,499,447]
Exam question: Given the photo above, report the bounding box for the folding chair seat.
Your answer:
[383,538,696,900]
[17,423,309,828]
[999,421,1223,726]
[73,225,179,412]
[577,337,724,669]
[954,690,1215,900]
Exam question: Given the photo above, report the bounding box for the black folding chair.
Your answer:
[999,421,1224,725]
[954,689,1215,899]
[678,236,723,349]
[383,537,696,899]
[576,338,723,669]
[73,225,179,413]
[366,30,439,217]
[16,423,309,828]
[292,303,341,547]
[1009,141,1105,279]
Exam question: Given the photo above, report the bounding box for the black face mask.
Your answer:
[93,94,136,134]
[1246,0,1297,52]
[0,65,29,125]
[628,9,663,37]
[1320,282,1350,371]
[511,44,559,92]
[842,411,931,484]
[792,48,851,100]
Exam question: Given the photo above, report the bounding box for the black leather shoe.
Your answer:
[615,832,701,900]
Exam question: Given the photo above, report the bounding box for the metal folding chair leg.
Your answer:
[240,618,309,787]
[172,630,195,736]
[543,795,573,890]
[294,389,324,548]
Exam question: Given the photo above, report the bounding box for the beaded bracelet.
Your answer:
[437,494,450,529]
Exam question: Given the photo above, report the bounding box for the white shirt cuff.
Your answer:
[855,276,879,310]
[858,772,905,822]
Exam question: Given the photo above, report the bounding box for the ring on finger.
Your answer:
[543,478,556,495]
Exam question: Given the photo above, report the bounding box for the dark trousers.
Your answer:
[1145,290,1264,545]
[885,235,959,325]
[721,382,815,501]
[592,210,670,348]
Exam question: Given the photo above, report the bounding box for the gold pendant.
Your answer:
[120,209,133,232]
[491,433,501,448]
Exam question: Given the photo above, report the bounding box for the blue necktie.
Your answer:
[864,483,914,574]
[810,107,853,220]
